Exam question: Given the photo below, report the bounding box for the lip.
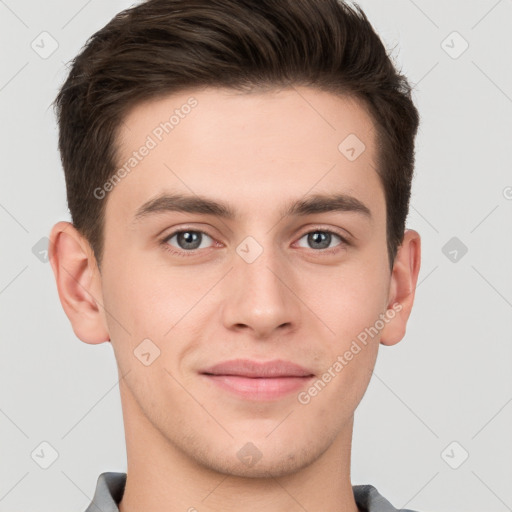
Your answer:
[200,359,315,401]
[201,358,314,378]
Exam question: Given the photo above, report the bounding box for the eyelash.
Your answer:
[159,227,350,258]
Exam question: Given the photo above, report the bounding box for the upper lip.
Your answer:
[200,359,314,378]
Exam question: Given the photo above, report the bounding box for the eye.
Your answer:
[164,230,214,251]
[296,230,345,250]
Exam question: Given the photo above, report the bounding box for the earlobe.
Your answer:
[380,229,421,346]
[49,221,110,344]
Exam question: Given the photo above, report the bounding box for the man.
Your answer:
[49,0,421,510]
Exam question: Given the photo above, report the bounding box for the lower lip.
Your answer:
[202,374,314,401]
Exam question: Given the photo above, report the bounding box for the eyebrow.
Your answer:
[132,192,372,223]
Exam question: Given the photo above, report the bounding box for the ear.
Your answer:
[49,221,110,344]
[380,229,421,346]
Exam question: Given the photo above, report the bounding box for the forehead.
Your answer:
[107,86,383,225]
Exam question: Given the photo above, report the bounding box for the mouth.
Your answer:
[199,359,315,401]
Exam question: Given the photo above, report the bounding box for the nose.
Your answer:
[220,243,301,339]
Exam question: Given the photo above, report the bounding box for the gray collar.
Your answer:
[85,472,417,512]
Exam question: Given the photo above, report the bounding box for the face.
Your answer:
[97,86,396,477]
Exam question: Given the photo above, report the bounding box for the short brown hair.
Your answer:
[54,0,419,270]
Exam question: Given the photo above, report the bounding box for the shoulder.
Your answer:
[353,484,419,512]
[84,472,126,512]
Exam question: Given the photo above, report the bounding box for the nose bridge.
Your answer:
[221,237,299,336]
[240,249,283,305]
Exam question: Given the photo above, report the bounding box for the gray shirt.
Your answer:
[84,472,419,512]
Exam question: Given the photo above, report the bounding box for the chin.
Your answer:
[185,435,329,479]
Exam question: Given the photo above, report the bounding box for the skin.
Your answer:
[49,86,420,512]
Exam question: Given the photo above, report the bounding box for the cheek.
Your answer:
[306,266,384,413]
[103,251,197,327]
[102,256,214,365]
[304,256,390,347]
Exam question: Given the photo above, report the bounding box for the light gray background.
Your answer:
[1,1,511,511]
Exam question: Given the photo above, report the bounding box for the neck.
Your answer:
[118,381,359,512]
